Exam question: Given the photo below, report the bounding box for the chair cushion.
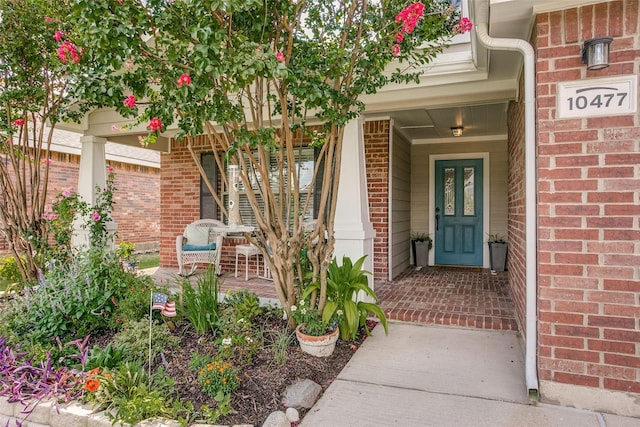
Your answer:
[182,243,217,251]
[185,224,210,246]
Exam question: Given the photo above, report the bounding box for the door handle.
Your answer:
[435,207,440,231]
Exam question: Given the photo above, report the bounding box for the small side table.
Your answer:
[235,244,263,281]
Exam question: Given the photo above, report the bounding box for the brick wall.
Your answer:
[536,0,640,403]
[0,151,160,253]
[364,120,390,278]
[506,79,527,335]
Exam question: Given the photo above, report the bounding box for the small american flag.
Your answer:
[152,293,169,310]
[152,292,177,317]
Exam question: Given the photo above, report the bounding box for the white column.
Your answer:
[71,135,117,248]
[334,117,376,289]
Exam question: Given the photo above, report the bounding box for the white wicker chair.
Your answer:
[176,219,227,276]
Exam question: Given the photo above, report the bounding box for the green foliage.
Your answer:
[181,267,220,334]
[190,353,241,398]
[289,299,335,337]
[222,289,263,323]
[265,326,295,366]
[3,247,155,344]
[304,255,388,340]
[0,256,25,291]
[112,317,179,365]
[84,362,181,425]
[85,343,127,371]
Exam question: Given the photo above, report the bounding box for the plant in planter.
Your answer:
[303,255,389,341]
[411,232,433,267]
[290,299,340,357]
[487,233,508,272]
[117,241,138,273]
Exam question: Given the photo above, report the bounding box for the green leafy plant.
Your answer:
[289,298,337,337]
[85,343,127,371]
[190,354,241,398]
[181,266,220,334]
[216,309,263,365]
[83,362,181,425]
[112,317,179,365]
[487,233,507,243]
[0,256,25,292]
[222,289,263,323]
[304,255,388,340]
[116,241,135,260]
[411,231,433,250]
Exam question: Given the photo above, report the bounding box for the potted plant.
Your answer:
[290,299,339,357]
[411,232,432,267]
[117,241,138,273]
[302,255,388,342]
[487,233,508,272]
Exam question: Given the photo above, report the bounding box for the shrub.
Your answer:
[3,247,155,344]
[112,317,179,365]
[0,255,25,290]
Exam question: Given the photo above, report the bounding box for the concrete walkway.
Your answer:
[301,323,640,427]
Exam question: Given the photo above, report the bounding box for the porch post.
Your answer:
[71,135,117,248]
[334,117,376,288]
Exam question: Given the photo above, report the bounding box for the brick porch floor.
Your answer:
[376,267,519,331]
[147,265,519,332]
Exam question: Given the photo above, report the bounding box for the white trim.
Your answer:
[428,152,490,268]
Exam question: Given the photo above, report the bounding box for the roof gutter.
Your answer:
[474,1,539,398]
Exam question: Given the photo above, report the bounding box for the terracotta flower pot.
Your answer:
[295,324,339,357]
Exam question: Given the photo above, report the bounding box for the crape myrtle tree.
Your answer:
[0,0,86,281]
[69,0,471,326]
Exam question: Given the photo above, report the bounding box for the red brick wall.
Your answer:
[506,80,527,335]
[364,120,390,278]
[536,1,640,395]
[0,151,160,253]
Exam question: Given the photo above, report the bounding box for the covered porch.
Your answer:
[145,265,518,333]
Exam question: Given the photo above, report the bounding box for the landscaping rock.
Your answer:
[282,379,321,409]
[261,410,289,427]
[285,407,299,423]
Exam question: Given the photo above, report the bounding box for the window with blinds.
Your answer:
[202,147,321,226]
[200,153,218,219]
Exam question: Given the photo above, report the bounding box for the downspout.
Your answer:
[474,2,539,398]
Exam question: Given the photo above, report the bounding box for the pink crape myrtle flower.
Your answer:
[147,117,163,132]
[123,95,136,107]
[176,73,191,87]
[392,44,401,57]
[107,166,114,173]
[54,31,63,42]
[57,41,81,64]
[44,16,53,23]
[62,188,72,197]
[455,17,473,34]
[275,51,285,62]
[395,2,425,35]
[13,119,25,126]
[92,211,101,221]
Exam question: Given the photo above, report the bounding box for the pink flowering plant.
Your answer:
[69,0,471,327]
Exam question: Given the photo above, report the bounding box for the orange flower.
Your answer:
[88,367,101,376]
[84,378,100,392]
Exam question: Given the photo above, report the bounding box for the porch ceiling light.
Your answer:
[450,126,464,137]
[582,37,612,70]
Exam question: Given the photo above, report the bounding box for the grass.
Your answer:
[0,280,10,292]
[137,253,160,270]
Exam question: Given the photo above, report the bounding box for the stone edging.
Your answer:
[0,396,254,427]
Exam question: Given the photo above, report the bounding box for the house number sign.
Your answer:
[557,75,637,119]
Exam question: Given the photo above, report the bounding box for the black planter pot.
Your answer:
[488,242,508,272]
[412,240,431,267]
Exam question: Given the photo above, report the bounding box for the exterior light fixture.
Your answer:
[582,37,612,70]
[451,126,463,137]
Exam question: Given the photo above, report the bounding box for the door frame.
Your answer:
[429,153,490,268]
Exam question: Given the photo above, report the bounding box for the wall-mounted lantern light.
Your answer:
[582,37,612,70]
[451,126,464,137]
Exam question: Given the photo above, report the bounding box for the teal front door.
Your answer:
[434,159,483,266]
